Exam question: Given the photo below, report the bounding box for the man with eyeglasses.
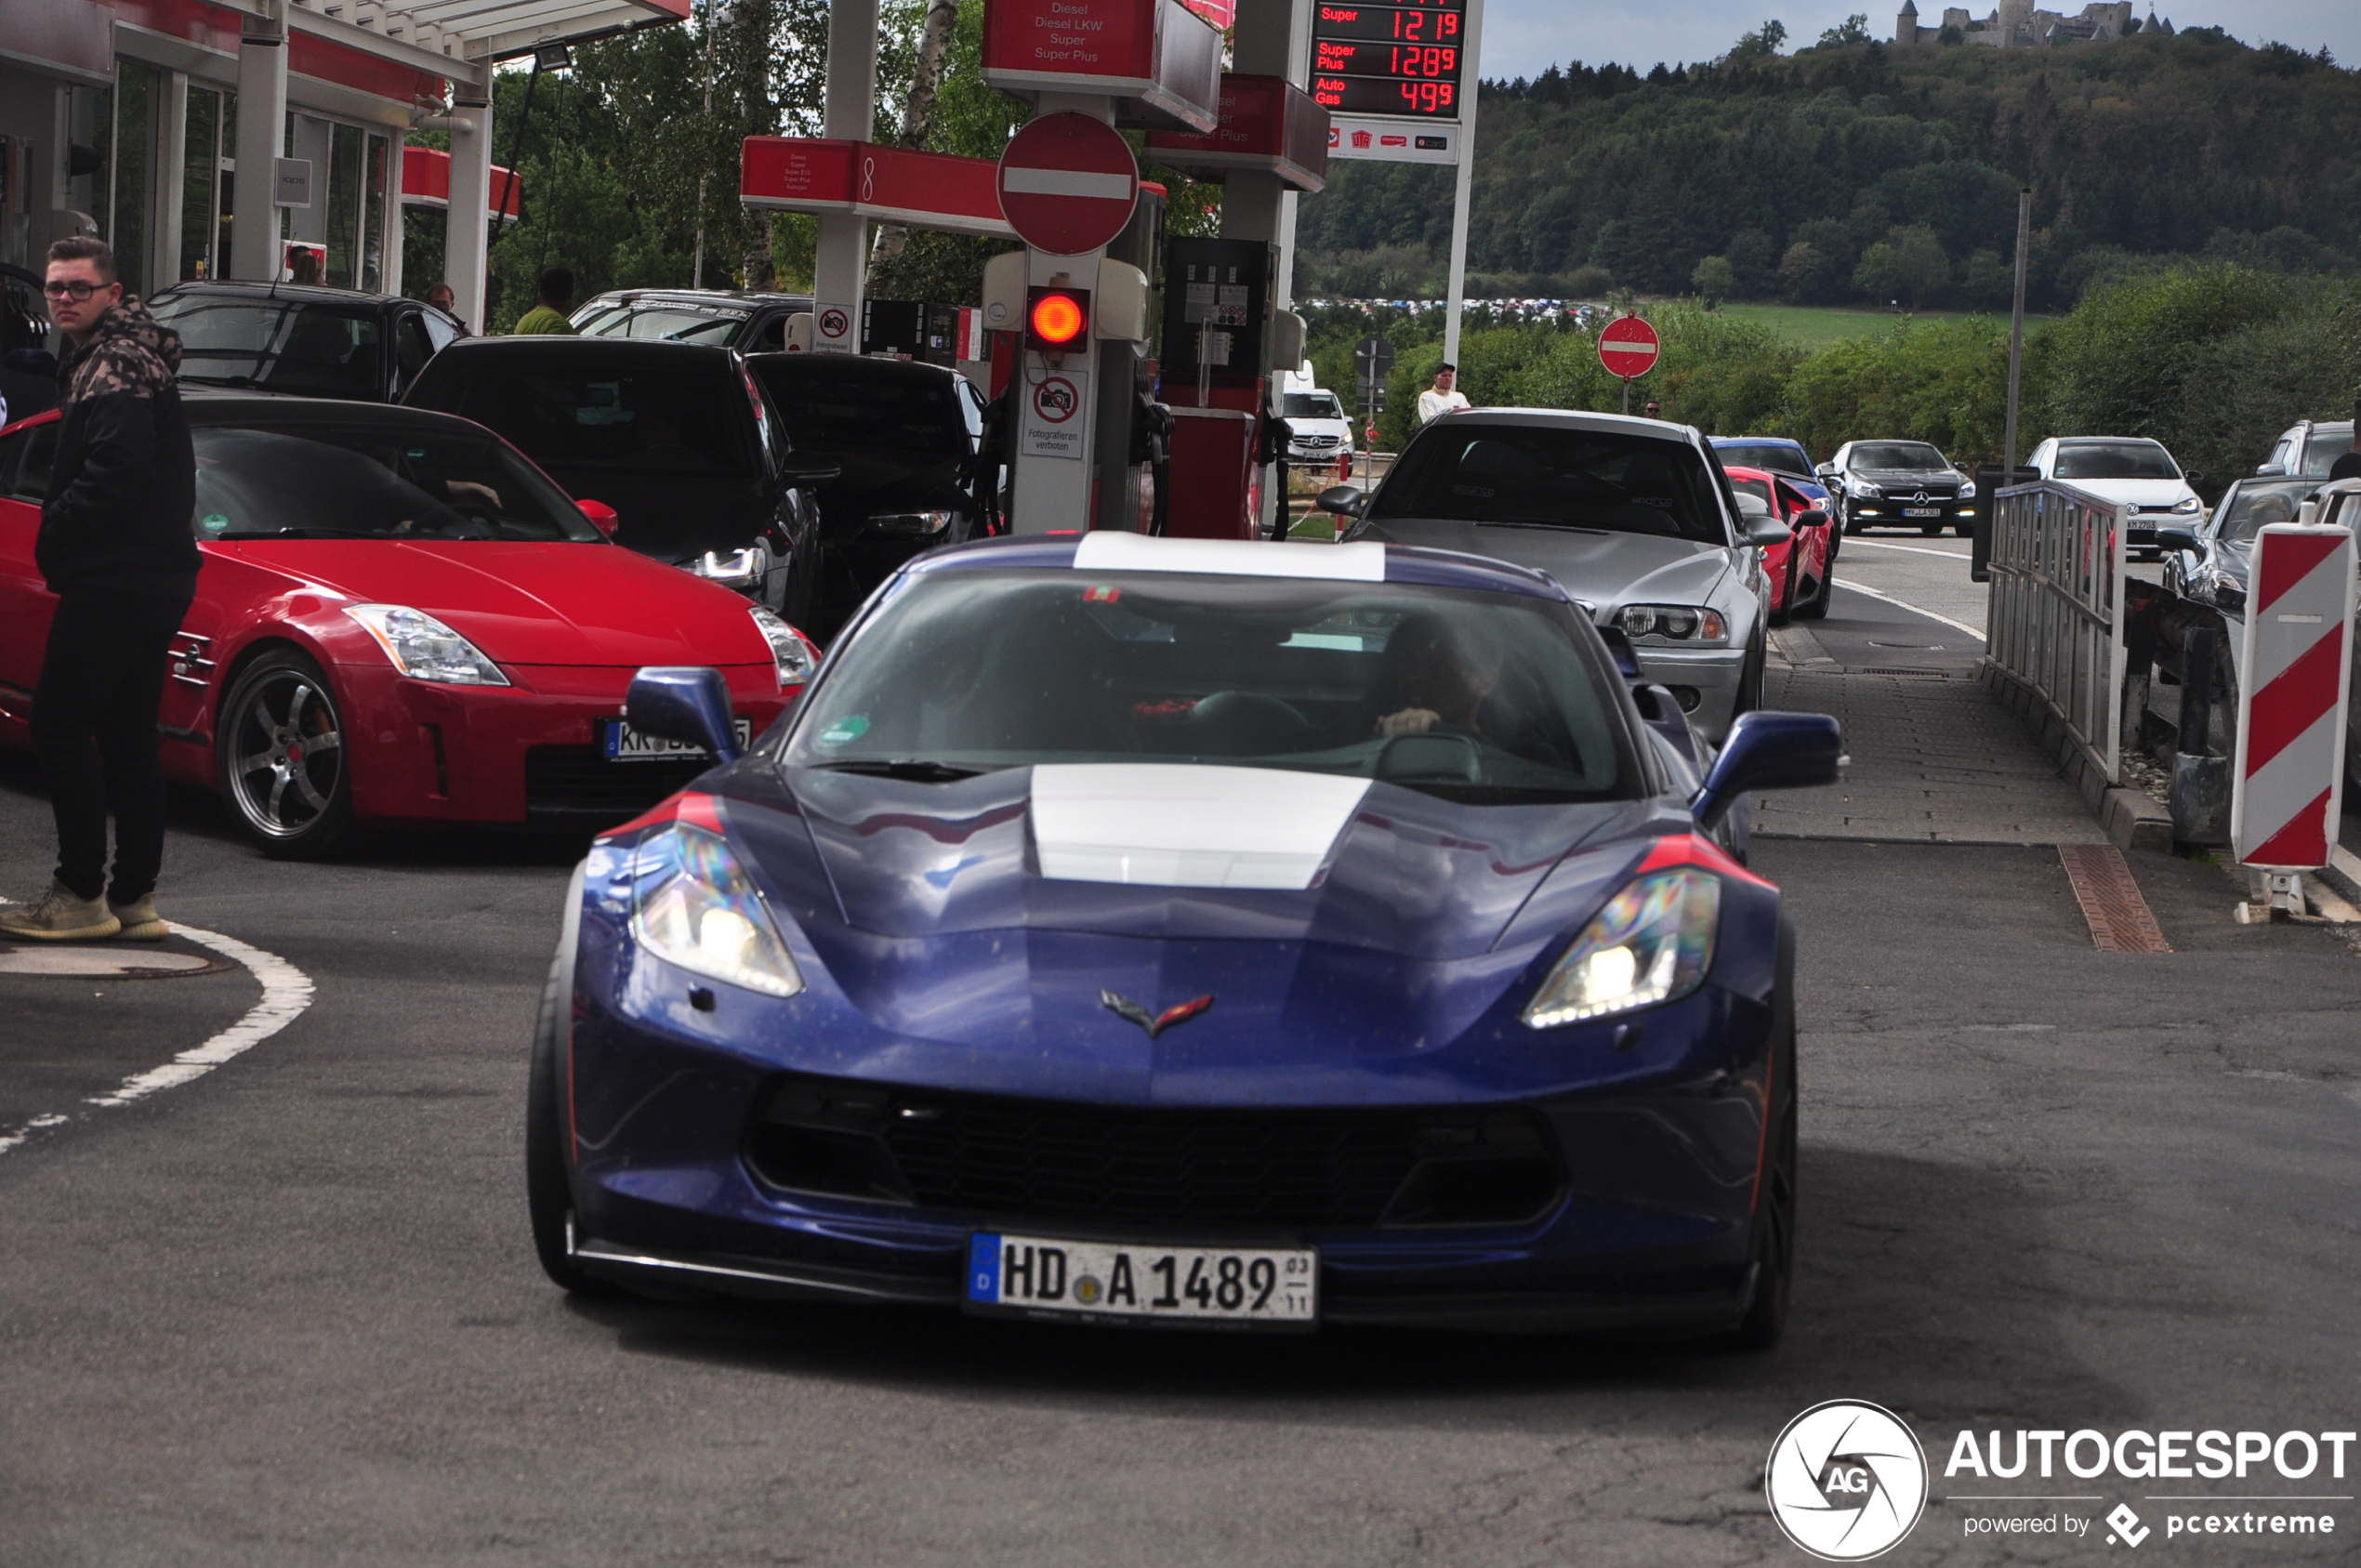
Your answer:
[0,237,198,943]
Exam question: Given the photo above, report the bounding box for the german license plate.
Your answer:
[1903,506,1941,518]
[965,1232,1317,1328]
[600,717,750,761]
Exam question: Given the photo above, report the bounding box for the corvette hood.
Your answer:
[773,761,1645,961]
[218,538,772,666]
[1355,519,1730,610]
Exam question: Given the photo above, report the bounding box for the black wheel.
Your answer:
[1954,522,1972,537]
[1726,916,1798,1351]
[1795,570,1831,621]
[216,650,356,859]
[527,949,619,1297]
[1919,521,1942,536]
[1840,499,1864,535]
[1770,547,1799,628]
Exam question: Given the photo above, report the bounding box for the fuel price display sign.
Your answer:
[1309,0,1467,120]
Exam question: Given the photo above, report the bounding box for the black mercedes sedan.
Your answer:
[403,336,838,623]
[745,351,998,636]
[147,280,467,403]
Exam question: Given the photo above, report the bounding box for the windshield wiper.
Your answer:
[811,758,991,782]
[179,373,267,387]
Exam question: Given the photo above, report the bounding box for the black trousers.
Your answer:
[30,591,191,903]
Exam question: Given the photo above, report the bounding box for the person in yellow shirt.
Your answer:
[510,267,577,336]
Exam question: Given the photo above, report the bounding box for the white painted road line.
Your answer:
[0,915,314,1154]
[1844,537,1974,560]
[1834,577,1988,641]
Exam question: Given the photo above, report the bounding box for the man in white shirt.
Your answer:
[1417,364,1470,425]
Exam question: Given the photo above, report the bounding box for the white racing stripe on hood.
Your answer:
[1072,533,1387,581]
[1030,764,1373,889]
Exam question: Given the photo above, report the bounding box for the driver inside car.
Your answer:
[1375,615,1505,738]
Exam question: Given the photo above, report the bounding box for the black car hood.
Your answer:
[536,467,772,562]
[814,451,969,530]
[1856,468,1959,487]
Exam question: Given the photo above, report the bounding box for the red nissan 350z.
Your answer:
[0,396,819,858]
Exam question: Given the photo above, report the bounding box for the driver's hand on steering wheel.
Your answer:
[444,480,502,509]
[1376,707,1443,737]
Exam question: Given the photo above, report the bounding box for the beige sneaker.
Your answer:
[0,880,123,942]
[109,893,169,942]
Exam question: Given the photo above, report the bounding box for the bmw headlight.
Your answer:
[1616,604,1729,644]
[689,544,769,589]
[748,606,819,689]
[1522,868,1720,1029]
[631,821,805,997]
[343,604,510,685]
[864,509,956,538]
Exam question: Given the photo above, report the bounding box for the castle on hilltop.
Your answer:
[1894,0,2177,46]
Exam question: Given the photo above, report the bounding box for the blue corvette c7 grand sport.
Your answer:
[529,534,1842,1344]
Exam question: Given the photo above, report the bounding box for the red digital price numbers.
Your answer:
[1307,0,1467,120]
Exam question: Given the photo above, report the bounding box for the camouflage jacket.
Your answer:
[37,296,200,600]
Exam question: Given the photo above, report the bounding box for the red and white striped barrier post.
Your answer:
[2231,521,2358,916]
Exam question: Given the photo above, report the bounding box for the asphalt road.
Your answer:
[4,560,2358,1568]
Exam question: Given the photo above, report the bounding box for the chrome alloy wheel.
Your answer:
[225,666,345,841]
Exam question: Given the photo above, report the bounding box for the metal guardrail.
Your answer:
[1985,480,2129,787]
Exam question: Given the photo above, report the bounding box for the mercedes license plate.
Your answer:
[966,1232,1317,1329]
[1902,506,1941,518]
[601,717,750,761]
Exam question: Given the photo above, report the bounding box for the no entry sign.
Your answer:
[1598,315,1660,380]
[996,113,1140,257]
[2231,521,2356,869]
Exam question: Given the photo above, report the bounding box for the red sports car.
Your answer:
[0,396,818,858]
[1725,465,1834,626]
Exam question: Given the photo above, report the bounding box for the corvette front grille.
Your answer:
[745,1074,1563,1230]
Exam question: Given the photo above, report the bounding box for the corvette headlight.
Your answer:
[1616,604,1729,643]
[343,604,509,685]
[1522,868,1720,1029]
[689,545,768,588]
[748,606,819,689]
[631,822,804,997]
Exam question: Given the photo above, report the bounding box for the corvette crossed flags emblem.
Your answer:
[1099,990,1215,1039]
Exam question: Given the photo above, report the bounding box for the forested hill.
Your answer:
[1294,30,2361,310]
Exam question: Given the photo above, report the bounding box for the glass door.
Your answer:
[179,86,221,282]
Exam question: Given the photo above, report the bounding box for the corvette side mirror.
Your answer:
[626,666,741,764]
[1691,711,1844,830]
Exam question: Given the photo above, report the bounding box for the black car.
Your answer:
[569,289,816,352]
[402,336,837,624]
[147,280,468,402]
[1,261,59,424]
[1817,439,1977,536]
[745,352,997,633]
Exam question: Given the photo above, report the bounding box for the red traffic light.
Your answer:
[1027,287,1089,349]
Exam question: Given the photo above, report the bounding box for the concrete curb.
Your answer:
[1975,659,2173,853]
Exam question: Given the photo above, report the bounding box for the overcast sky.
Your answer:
[1475,0,2359,79]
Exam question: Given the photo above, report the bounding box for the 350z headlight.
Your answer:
[344,604,509,685]
[630,822,805,997]
[1522,867,1721,1028]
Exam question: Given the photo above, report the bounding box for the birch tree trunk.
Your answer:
[865,0,961,286]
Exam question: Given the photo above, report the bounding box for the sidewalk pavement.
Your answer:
[1757,611,2107,847]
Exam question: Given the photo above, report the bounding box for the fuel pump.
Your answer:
[1157,238,1306,539]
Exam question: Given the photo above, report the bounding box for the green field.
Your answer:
[1720,303,2050,349]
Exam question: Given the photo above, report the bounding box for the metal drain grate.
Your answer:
[1856,667,1956,679]
[2056,845,2173,953]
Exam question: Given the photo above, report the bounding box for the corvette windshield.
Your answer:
[1372,425,1729,544]
[190,423,603,542]
[784,572,1638,805]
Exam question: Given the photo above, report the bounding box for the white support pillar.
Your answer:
[813,0,879,351]
[382,130,407,298]
[230,7,288,283]
[444,87,493,332]
[158,72,190,289]
[1008,91,1116,535]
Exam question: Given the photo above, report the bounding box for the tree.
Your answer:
[1852,225,1949,308]
[868,0,969,284]
[1776,241,1846,303]
[1692,255,1737,307]
[1815,13,1874,48]
[1728,228,1779,296]
[1730,20,1788,58]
